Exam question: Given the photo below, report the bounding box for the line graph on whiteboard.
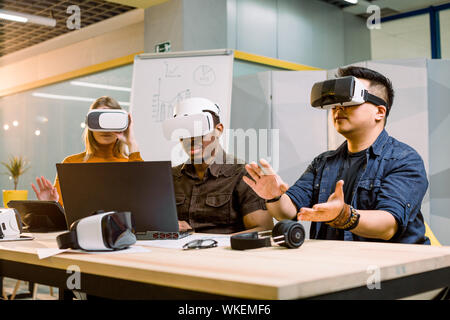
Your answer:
[152,77,191,122]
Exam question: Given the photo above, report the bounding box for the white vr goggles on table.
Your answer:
[162,97,221,141]
[56,211,136,251]
[0,208,23,239]
[86,109,129,132]
[310,76,388,111]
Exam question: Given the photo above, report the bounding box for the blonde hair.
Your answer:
[82,96,128,161]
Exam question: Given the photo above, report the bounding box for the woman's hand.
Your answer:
[114,113,139,153]
[31,176,59,202]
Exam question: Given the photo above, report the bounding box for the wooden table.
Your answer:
[0,233,449,299]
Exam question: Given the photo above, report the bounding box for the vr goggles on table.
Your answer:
[56,211,136,251]
[310,76,388,113]
[0,208,23,239]
[86,109,129,132]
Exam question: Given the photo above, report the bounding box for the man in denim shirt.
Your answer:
[244,66,429,244]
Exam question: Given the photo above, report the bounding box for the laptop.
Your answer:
[56,161,192,240]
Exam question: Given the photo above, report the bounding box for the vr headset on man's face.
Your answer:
[310,76,388,111]
[162,112,215,141]
[86,109,129,132]
[162,98,221,141]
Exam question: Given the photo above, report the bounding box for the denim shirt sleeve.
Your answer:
[375,149,428,238]
[285,157,318,212]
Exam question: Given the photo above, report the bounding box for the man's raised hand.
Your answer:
[243,159,289,200]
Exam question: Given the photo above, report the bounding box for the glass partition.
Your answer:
[0,64,133,199]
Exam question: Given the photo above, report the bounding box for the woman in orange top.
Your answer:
[32,96,143,206]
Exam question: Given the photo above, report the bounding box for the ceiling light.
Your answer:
[35,129,41,136]
[3,124,9,131]
[0,9,56,27]
[12,120,19,127]
[36,116,48,124]
[0,12,28,23]
[344,0,358,4]
[71,81,131,92]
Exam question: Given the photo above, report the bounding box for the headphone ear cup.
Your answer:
[272,220,305,249]
[272,220,287,239]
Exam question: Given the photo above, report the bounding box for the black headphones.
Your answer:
[230,220,305,250]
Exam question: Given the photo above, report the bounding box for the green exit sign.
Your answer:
[155,41,171,53]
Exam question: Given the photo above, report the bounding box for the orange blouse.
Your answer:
[54,151,143,207]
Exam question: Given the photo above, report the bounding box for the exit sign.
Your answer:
[155,41,171,53]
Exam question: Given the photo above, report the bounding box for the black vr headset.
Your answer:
[310,76,388,112]
[56,211,136,251]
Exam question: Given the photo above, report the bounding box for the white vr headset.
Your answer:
[56,211,136,251]
[86,109,129,132]
[310,76,388,111]
[162,97,221,141]
[0,208,23,239]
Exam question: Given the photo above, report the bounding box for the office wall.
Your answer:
[144,0,228,53]
[343,11,372,66]
[227,0,371,69]
[427,59,450,245]
[143,0,184,53]
[144,0,371,69]
[183,0,228,51]
[370,14,431,60]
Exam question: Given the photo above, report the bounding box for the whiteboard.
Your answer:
[130,49,234,165]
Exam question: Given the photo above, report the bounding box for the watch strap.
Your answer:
[343,206,360,231]
[326,204,360,230]
[266,194,282,203]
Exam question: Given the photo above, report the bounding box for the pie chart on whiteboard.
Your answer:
[194,65,216,86]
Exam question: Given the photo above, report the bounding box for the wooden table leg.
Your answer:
[10,280,21,300]
[1,277,7,300]
[32,283,39,300]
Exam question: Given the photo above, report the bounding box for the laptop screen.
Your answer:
[56,161,179,235]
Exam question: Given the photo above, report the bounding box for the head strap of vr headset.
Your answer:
[201,104,221,118]
[213,104,220,115]
[56,230,80,249]
[364,91,388,108]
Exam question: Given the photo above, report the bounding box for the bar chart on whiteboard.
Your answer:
[152,79,191,123]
